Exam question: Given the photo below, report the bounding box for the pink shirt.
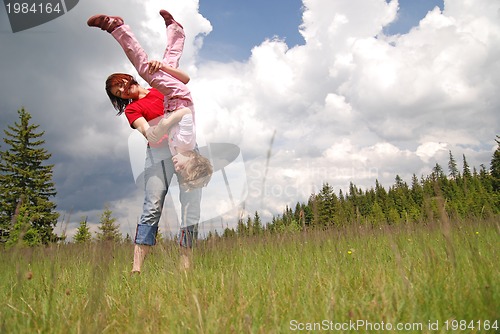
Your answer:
[112,25,194,113]
[167,110,196,155]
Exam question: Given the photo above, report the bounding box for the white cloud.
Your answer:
[182,0,499,219]
[2,0,498,236]
[416,142,448,163]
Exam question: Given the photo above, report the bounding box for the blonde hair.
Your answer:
[180,151,213,190]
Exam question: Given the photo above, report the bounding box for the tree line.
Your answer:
[1,108,499,246]
[71,205,127,244]
[217,137,500,238]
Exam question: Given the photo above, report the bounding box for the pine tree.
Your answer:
[462,154,472,179]
[491,135,500,192]
[252,211,263,235]
[124,233,133,244]
[73,217,92,243]
[431,163,446,182]
[447,151,459,179]
[374,180,388,212]
[303,203,314,227]
[96,206,122,242]
[316,183,336,226]
[236,217,248,236]
[222,227,236,238]
[0,108,59,244]
[462,154,472,194]
[5,196,42,247]
[369,201,385,227]
[245,215,253,236]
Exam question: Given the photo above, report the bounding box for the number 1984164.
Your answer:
[445,319,498,331]
[5,2,62,14]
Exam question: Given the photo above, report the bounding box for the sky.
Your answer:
[0,0,499,240]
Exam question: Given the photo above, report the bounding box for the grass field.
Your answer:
[1,220,499,333]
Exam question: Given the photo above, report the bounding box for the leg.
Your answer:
[162,13,185,69]
[177,179,201,271]
[132,148,174,273]
[177,144,202,249]
[180,247,193,271]
[131,244,149,274]
[160,153,202,248]
[111,25,191,104]
[178,180,202,249]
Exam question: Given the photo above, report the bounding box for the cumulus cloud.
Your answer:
[189,0,499,221]
[1,0,499,239]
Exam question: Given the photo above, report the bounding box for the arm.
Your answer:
[145,108,192,144]
[148,60,190,84]
[158,107,191,131]
[131,117,150,138]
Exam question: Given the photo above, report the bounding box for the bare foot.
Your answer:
[180,253,191,271]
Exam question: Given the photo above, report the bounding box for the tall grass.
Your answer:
[1,220,498,333]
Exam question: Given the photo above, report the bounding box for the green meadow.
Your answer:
[1,220,499,333]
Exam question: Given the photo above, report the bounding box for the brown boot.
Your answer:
[159,9,183,29]
[87,14,124,33]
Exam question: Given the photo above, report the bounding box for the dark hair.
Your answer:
[105,73,138,115]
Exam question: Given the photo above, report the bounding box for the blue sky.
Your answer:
[383,0,444,34]
[198,0,444,61]
[0,0,497,239]
[198,0,305,61]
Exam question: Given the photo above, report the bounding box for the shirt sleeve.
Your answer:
[124,104,143,128]
[177,114,195,145]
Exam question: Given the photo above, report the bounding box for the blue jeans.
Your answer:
[134,144,201,247]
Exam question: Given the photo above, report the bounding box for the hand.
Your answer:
[148,60,163,74]
[156,118,170,135]
[145,125,161,143]
[145,119,170,143]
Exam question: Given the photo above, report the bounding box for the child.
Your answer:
[88,11,212,189]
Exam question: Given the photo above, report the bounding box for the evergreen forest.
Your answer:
[1,108,499,245]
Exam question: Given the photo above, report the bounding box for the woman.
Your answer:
[87,10,210,272]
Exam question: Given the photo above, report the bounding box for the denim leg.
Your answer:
[135,223,159,245]
[178,224,198,248]
[135,148,173,246]
[161,154,202,248]
[178,185,202,248]
[134,145,202,248]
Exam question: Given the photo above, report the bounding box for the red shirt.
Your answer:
[125,88,164,126]
[125,88,168,147]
